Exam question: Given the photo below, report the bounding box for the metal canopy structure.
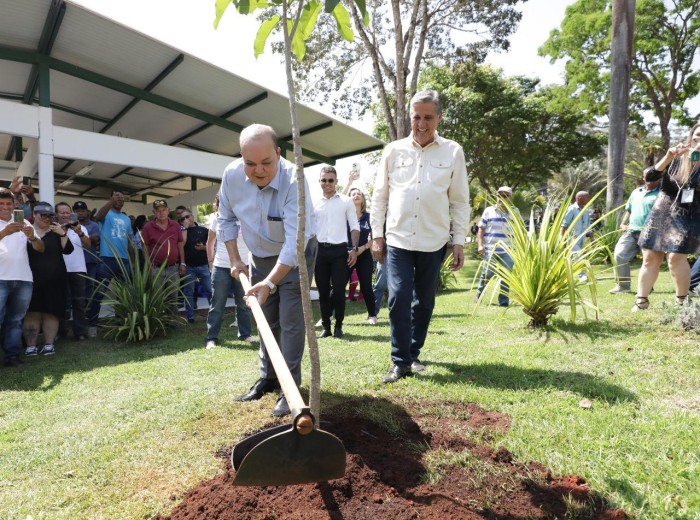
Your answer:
[0,0,384,206]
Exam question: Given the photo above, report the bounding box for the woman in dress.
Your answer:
[347,188,377,324]
[23,202,74,355]
[635,123,700,310]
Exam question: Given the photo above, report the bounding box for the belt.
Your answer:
[318,242,346,248]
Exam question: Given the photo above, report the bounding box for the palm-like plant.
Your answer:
[92,242,187,341]
[483,193,608,327]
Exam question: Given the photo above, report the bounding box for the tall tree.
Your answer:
[279,0,526,141]
[214,0,368,419]
[417,64,604,194]
[607,0,636,211]
[540,0,700,150]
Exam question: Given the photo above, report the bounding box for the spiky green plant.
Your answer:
[90,241,187,341]
[482,193,609,327]
[589,212,623,266]
[438,253,457,291]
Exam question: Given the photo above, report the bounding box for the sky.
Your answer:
[72,0,577,190]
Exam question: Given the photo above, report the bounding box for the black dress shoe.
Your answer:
[234,378,280,402]
[382,364,412,384]
[333,326,343,338]
[2,357,21,368]
[319,328,332,338]
[271,393,290,417]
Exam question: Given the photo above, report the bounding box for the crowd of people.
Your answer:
[3,89,698,418]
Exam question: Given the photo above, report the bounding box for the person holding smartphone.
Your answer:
[180,208,212,323]
[0,189,44,367]
[56,202,91,341]
[22,202,73,357]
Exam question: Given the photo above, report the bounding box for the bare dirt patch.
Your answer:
[155,398,627,519]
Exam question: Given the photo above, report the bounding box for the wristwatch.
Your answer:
[348,245,358,252]
[263,278,277,294]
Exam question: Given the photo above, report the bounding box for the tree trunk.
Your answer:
[282,2,321,420]
[607,0,636,211]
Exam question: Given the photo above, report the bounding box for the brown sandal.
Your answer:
[631,296,649,312]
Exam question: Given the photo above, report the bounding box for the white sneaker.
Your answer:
[40,344,55,356]
[578,273,588,283]
[367,316,378,325]
[228,318,238,328]
[25,346,38,356]
[88,326,97,338]
[609,285,632,294]
[315,319,323,328]
[205,340,216,350]
[240,336,257,343]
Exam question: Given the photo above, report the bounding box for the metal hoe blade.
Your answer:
[232,423,346,486]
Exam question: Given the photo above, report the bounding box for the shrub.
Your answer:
[90,243,187,342]
[589,213,622,266]
[438,253,457,291]
[481,193,608,327]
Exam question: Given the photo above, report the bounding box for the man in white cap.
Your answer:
[475,186,517,307]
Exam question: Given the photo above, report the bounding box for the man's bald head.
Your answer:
[239,124,278,150]
[575,191,590,208]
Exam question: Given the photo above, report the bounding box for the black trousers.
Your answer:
[348,251,377,317]
[315,243,349,328]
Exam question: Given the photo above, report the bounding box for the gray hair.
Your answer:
[409,90,442,115]
[239,124,278,149]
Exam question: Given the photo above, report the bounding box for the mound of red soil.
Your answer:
[155,399,627,519]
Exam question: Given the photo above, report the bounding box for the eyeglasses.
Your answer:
[320,179,336,184]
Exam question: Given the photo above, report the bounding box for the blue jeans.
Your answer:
[0,280,33,362]
[476,251,514,306]
[690,257,700,293]
[387,245,445,368]
[206,266,252,342]
[373,254,389,315]
[87,256,130,326]
[183,265,213,320]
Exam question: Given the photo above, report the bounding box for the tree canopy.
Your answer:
[417,64,604,194]
[540,0,700,149]
[275,0,526,141]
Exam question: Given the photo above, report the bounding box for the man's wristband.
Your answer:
[263,278,277,294]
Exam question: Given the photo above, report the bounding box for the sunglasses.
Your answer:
[320,179,336,184]
[179,215,192,222]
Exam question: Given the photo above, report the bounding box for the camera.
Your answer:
[22,176,31,187]
[12,209,24,223]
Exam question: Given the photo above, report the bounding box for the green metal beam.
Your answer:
[0,46,334,164]
[0,92,112,123]
[279,120,333,141]
[100,54,184,134]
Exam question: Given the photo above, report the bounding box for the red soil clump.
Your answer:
[155,399,628,520]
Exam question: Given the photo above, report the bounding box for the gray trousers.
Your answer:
[613,230,641,289]
[250,238,317,386]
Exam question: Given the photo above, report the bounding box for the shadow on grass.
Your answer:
[0,323,258,392]
[426,361,637,403]
[540,318,641,342]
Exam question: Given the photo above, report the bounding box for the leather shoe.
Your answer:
[271,393,290,417]
[411,359,426,372]
[319,328,332,338]
[383,364,412,384]
[333,326,343,338]
[234,378,280,402]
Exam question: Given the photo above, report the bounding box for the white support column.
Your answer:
[16,140,38,181]
[37,107,54,205]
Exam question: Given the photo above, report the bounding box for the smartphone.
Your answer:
[12,209,24,223]
[69,212,79,225]
[22,176,31,186]
[352,162,361,174]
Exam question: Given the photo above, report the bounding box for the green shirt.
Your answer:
[626,185,660,231]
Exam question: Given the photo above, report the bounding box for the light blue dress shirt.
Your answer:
[217,157,316,268]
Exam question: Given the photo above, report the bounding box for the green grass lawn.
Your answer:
[1,260,699,519]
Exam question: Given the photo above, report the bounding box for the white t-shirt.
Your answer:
[208,213,249,269]
[0,218,35,282]
[63,225,88,273]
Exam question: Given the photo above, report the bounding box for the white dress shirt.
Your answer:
[371,132,471,252]
[313,193,359,245]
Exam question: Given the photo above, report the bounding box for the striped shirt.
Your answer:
[478,205,513,254]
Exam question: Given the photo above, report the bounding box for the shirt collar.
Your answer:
[411,131,443,149]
